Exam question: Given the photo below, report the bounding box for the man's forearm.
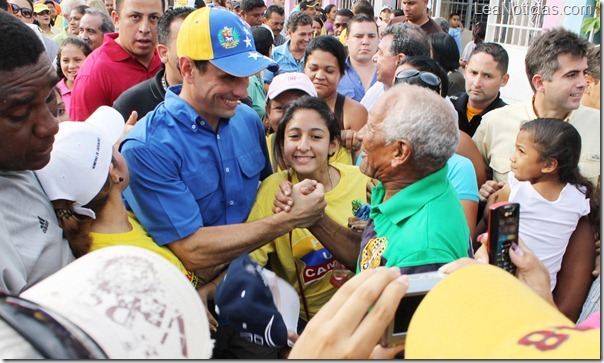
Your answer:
[308,216,361,271]
[169,212,299,271]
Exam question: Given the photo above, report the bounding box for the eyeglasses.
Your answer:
[394,69,442,91]
[9,3,34,18]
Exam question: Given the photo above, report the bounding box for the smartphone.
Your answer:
[487,201,519,275]
[380,271,445,347]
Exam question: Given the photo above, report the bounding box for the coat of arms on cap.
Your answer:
[218,26,240,49]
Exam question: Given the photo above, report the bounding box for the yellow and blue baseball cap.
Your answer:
[177,7,279,77]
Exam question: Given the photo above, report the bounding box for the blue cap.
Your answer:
[214,255,289,348]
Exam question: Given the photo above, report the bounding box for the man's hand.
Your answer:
[115,110,138,148]
[289,267,408,359]
[341,129,361,152]
[478,180,506,203]
[273,179,318,213]
[287,179,326,228]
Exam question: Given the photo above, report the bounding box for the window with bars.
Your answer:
[484,0,544,46]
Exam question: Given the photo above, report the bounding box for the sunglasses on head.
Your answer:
[9,2,34,18]
[394,69,442,91]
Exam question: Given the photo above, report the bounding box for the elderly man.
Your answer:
[77,8,114,51]
[279,84,470,273]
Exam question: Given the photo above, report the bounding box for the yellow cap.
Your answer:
[406,264,600,359]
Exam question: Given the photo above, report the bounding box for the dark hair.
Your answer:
[56,37,92,80]
[335,8,353,18]
[194,0,206,8]
[240,0,265,12]
[470,42,509,74]
[393,8,404,17]
[264,4,284,18]
[429,32,460,72]
[71,4,90,16]
[397,55,449,97]
[0,11,45,72]
[347,13,378,35]
[304,35,346,76]
[472,21,486,44]
[115,0,165,14]
[312,15,323,27]
[352,0,373,17]
[525,27,590,93]
[55,172,112,258]
[382,22,430,58]
[158,6,194,45]
[449,12,460,19]
[324,3,336,15]
[252,26,273,56]
[274,96,341,167]
[520,118,593,200]
[287,11,313,32]
[0,0,7,11]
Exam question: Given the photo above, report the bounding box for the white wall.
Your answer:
[497,44,533,104]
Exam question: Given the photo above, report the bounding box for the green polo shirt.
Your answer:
[357,165,470,273]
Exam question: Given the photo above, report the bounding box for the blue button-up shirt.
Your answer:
[337,57,377,103]
[120,85,272,245]
[264,40,305,84]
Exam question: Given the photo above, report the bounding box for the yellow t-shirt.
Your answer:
[466,104,482,124]
[339,27,348,46]
[89,213,198,287]
[267,133,353,172]
[248,163,370,320]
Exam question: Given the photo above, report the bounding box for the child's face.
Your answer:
[449,15,460,28]
[510,130,549,182]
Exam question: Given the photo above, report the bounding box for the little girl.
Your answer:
[485,118,592,291]
[55,37,92,118]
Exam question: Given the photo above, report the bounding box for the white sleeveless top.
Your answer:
[508,173,590,290]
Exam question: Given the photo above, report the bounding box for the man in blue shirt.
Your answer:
[337,14,378,102]
[263,11,313,85]
[120,7,326,274]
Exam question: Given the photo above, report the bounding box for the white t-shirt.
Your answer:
[508,173,590,290]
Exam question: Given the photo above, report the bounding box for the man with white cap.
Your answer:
[121,7,326,286]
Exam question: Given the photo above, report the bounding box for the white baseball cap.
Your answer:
[35,106,124,219]
[266,72,318,101]
[20,246,214,359]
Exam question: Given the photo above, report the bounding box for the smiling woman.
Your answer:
[304,35,368,165]
[247,96,371,324]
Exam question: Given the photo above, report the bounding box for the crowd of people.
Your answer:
[0,0,600,358]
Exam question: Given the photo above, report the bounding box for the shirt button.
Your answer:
[225,167,230,173]
[191,124,196,129]
[200,121,205,125]
[217,134,221,140]
[229,200,234,205]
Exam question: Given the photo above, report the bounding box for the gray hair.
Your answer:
[85,7,115,33]
[382,22,430,58]
[433,17,449,33]
[61,0,86,16]
[382,83,459,175]
[525,27,589,93]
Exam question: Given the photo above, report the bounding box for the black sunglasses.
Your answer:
[9,2,33,18]
[394,69,441,90]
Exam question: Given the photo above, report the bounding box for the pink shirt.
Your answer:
[56,78,71,115]
[69,32,162,121]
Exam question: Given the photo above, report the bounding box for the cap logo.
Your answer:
[218,26,240,49]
